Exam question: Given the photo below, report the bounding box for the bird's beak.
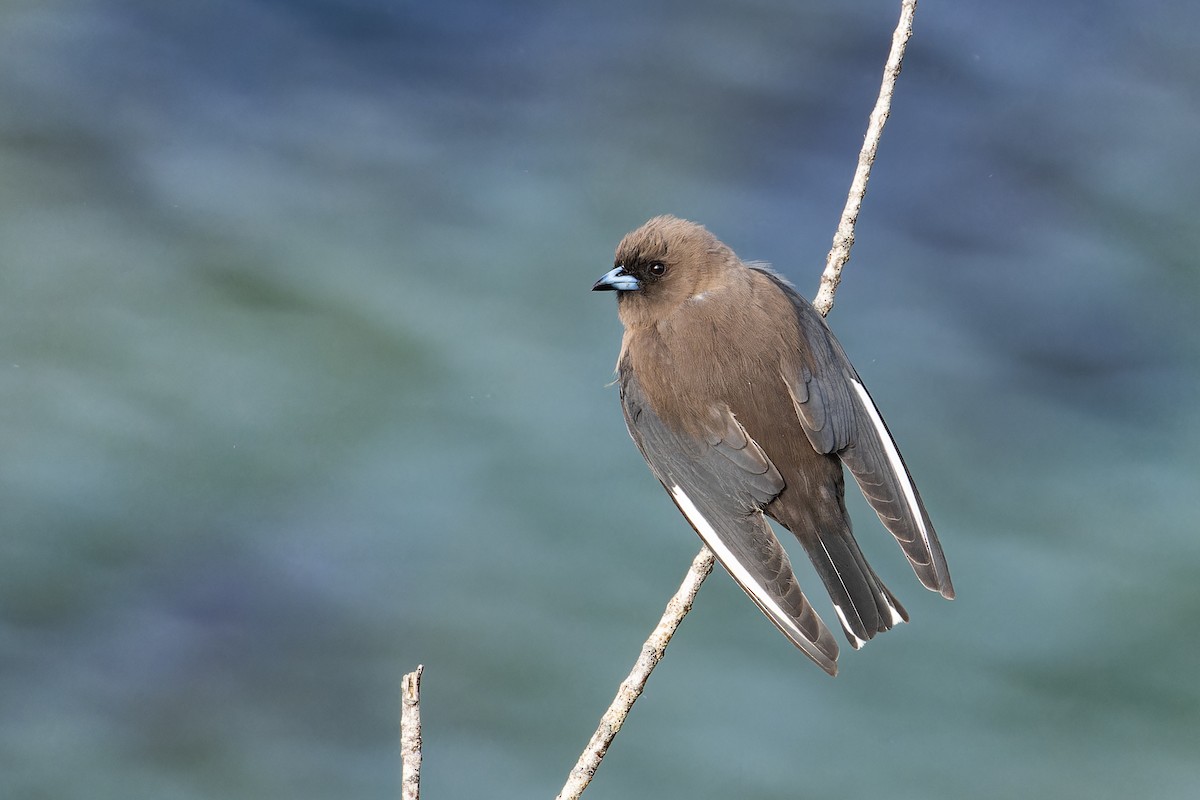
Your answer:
[592,266,641,292]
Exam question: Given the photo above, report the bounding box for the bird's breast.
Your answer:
[624,310,792,442]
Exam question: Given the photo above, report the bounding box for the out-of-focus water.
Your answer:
[2,1,1198,797]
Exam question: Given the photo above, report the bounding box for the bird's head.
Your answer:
[592,215,736,328]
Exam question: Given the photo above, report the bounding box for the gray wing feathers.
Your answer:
[620,371,840,674]
[667,483,840,674]
[837,380,954,597]
[758,268,955,599]
[786,362,856,455]
[706,409,784,505]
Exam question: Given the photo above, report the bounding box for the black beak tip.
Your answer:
[593,266,639,292]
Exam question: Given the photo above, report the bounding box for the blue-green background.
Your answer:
[3,1,1198,797]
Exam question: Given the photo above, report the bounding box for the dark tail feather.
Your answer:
[800,525,909,649]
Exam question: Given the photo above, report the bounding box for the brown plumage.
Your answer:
[593,215,953,675]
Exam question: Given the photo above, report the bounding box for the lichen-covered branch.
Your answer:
[401,665,424,800]
[813,0,917,317]
[555,548,715,800]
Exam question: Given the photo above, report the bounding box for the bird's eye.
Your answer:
[649,262,666,276]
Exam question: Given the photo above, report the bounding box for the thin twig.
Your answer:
[555,548,716,800]
[555,2,919,797]
[401,665,424,800]
[813,0,917,317]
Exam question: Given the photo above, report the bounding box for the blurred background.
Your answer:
[2,0,1198,797]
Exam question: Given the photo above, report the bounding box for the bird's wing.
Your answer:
[620,369,840,674]
[754,267,955,599]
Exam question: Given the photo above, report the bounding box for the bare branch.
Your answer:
[813,0,917,317]
[554,548,716,800]
[401,665,424,800]
[555,2,920,797]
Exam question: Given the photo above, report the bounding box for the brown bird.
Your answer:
[592,215,953,675]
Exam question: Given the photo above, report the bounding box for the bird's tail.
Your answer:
[799,524,909,649]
